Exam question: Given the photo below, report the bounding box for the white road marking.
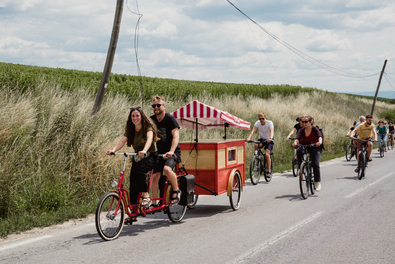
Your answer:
[232,211,323,263]
[345,172,394,199]
[0,235,53,252]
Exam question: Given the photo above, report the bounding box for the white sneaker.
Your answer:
[315,182,321,191]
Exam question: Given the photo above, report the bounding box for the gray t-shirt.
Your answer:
[254,120,274,139]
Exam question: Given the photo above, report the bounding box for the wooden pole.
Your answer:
[371,59,388,115]
[92,0,124,115]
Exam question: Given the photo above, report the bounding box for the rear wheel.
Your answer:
[249,156,261,185]
[299,163,309,199]
[95,192,125,241]
[166,185,187,222]
[187,195,199,209]
[229,171,242,210]
[346,144,353,161]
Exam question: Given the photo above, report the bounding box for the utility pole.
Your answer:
[92,0,124,115]
[371,59,388,115]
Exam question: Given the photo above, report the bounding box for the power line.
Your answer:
[126,0,144,106]
[384,73,395,91]
[226,0,380,79]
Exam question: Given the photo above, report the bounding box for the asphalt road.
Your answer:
[1,149,395,264]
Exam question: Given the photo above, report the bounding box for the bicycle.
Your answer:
[387,133,394,150]
[247,139,274,185]
[95,152,187,241]
[288,138,299,177]
[352,138,373,180]
[345,136,357,161]
[378,134,386,158]
[296,143,317,199]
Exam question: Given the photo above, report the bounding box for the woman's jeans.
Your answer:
[378,134,387,148]
[297,147,322,182]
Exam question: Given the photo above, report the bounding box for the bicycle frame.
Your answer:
[110,153,185,218]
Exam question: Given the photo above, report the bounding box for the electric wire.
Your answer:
[126,0,144,107]
[244,18,285,84]
[226,0,380,79]
[384,73,395,91]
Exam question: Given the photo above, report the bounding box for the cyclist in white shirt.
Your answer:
[247,112,274,176]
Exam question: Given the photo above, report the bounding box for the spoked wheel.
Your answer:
[187,195,199,209]
[380,145,385,158]
[292,153,298,177]
[95,192,125,241]
[346,144,353,161]
[264,154,273,182]
[249,156,262,185]
[309,170,316,195]
[387,138,392,151]
[357,152,365,180]
[299,163,309,199]
[166,185,187,222]
[229,170,242,210]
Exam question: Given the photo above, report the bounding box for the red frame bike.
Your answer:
[95,152,187,241]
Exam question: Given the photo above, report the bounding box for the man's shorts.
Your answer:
[153,152,181,174]
[258,138,274,151]
[357,138,372,151]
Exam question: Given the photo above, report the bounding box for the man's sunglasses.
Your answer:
[259,118,265,120]
[151,104,163,108]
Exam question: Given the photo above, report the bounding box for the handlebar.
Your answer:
[296,143,317,148]
[246,139,274,144]
[109,152,165,158]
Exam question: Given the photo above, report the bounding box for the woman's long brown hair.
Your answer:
[125,108,158,147]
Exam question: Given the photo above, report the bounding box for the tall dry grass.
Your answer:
[1,83,394,236]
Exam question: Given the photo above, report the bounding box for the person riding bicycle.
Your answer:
[376,119,388,152]
[286,117,302,140]
[388,121,395,146]
[350,114,377,172]
[346,121,357,136]
[106,107,159,224]
[246,112,274,177]
[150,95,182,206]
[292,115,323,191]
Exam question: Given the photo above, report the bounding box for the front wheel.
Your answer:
[299,162,309,199]
[95,192,125,241]
[292,153,298,177]
[380,145,385,158]
[249,156,261,185]
[309,167,316,195]
[346,144,353,161]
[358,152,365,180]
[166,185,187,222]
[229,170,242,210]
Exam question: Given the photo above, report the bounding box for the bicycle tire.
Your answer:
[292,153,298,177]
[249,156,261,185]
[95,192,125,241]
[346,144,353,161]
[187,195,199,209]
[309,166,316,195]
[387,137,391,151]
[264,154,273,182]
[357,152,365,180]
[229,170,242,210]
[299,162,309,199]
[166,185,187,222]
[380,144,384,158]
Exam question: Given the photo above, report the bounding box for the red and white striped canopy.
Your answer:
[172,100,250,131]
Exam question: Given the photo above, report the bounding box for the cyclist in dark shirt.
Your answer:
[292,115,323,191]
[150,95,182,206]
[286,117,302,140]
[389,121,395,146]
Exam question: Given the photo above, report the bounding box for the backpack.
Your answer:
[314,126,325,150]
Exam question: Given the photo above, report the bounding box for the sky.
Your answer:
[1,0,395,96]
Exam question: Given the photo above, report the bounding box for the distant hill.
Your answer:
[345,90,395,99]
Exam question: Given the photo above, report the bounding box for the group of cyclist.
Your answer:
[248,114,323,191]
[106,95,182,224]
